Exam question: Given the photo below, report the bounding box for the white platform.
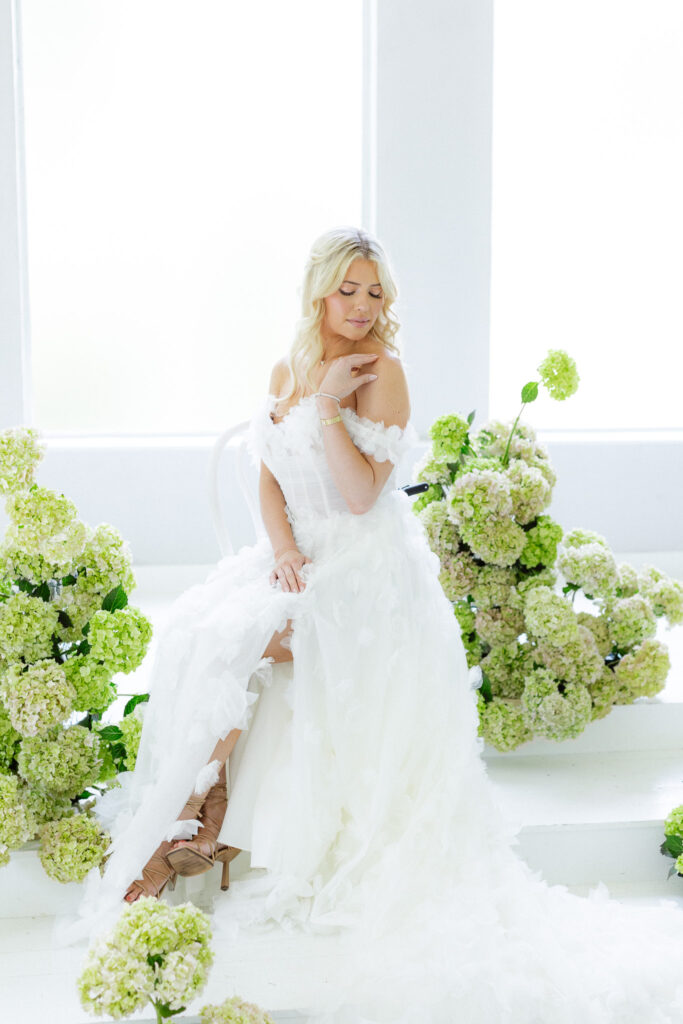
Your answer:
[1,558,682,1023]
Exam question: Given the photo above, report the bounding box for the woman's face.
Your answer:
[322,258,384,342]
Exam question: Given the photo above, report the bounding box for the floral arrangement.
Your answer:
[414,351,683,751]
[0,427,152,878]
[199,996,275,1024]
[78,896,213,1022]
[661,805,683,878]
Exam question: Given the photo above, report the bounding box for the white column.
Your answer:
[371,0,493,435]
[0,0,32,429]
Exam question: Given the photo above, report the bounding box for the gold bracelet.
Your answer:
[320,414,342,426]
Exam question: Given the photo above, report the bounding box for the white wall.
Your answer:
[1,0,681,565]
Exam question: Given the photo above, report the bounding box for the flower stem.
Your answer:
[502,403,526,467]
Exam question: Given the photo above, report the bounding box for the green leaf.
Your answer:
[479,674,493,703]
[561,583,580,595]
[124,693,150,717]
[81,622,90,636]
[75,790,92,801]
[57,610,73,628]
[98,725,124,742]
[16,579,33,594]
[662,835,683,858]
[61,574,78,586]
[147,954,164,969]
[521,381,539,404]
[102,585,128,613]
[466,409,476,426]
[110,742,127,760]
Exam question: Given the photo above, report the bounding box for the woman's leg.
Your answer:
[124,621,294,901]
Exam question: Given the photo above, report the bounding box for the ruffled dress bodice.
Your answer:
[247,394,419,520]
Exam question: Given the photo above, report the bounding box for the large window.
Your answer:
[490,0,683,430]
[21,0,363,435]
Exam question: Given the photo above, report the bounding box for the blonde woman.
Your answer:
[70,227,683,1021]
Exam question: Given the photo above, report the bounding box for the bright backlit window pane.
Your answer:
[490,0,683,429]
[21,0,363,435]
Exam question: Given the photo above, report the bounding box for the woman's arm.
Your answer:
[316,352,410,515]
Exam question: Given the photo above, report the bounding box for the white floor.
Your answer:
[2,557,683,1023]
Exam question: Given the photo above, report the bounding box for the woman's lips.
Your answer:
[349,319,369,325]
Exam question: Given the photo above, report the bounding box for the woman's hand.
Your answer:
[269,547,312,593]
[319,352,379,401]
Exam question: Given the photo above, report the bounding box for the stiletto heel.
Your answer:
[217,845,241,890]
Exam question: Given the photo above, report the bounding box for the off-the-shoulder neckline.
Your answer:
[266,393,411,436]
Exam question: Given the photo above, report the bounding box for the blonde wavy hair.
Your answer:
[278,226,401,402]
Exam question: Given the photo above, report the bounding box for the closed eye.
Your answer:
[340,289,382,298]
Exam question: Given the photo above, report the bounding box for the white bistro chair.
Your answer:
[208,421,266,558]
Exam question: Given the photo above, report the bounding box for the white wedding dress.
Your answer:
[65,393,683,1022]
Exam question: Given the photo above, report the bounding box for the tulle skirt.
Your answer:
[65,489,683,1022]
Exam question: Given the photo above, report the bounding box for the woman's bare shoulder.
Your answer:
[268,356,291,395]
[356,346,410,427]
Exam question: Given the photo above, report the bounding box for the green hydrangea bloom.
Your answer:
[18,725,101,796]
[476,694,532,752]
[507,568,558,611]
[87,607,153,675]
[588,666,620,720]
[0,591,60,663]
[78,897,214,1019]
[429,414,470,458]
[455,456,503,475]
[576,612,612,657]
[413,450,453,487]
[607,596,657,649]
[506,460,552,525]
[0,844,10,868]
[460,517,527,569]
[199,995,275,1024]
[614,638,670,699]
[39,814,110,883]
[76,524,136,599]
[5,486,87,567]
[438,551,479,602]
[535,625,604,686]
[561,528,609,550]
[471,566,516,610]
[448,469,512,526]
[119,708,145,772]
[462,633,485,668]
[675,853,683,877]
[53,588,103,644]
[637,566,683,626]
[0,542,69,586]
[519,516,563,570]
[521,668,592,741]
[537,349,580,401]
[523,586,579,645]
[417,500,460,558]
[19,783,73,827]
[0,661,76,738]
[558,541,619,600]
[0,427,45,495]
[474,606,525,647]
[480,640,534,700]
[0,702,20,772]
[664,805,683,838]
[475,419,538,462]
[0,773,36,850]
[0,428,46,495]
[411,483,444,514]
[616,562,640,598]
[453,601,476,636]
[63,656,116,713]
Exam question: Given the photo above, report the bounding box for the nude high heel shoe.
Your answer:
[166,762,241,890]
[123,790,205,903]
